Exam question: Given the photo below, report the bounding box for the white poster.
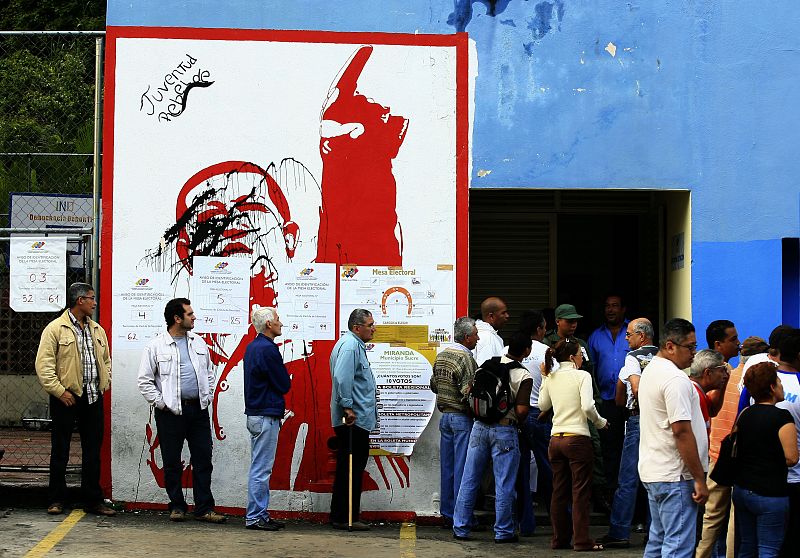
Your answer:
[112,271,171,348]
[275,263,336,340]
[190,256,250,334]
[339,265,455,343]
[368,343,436,455]
[9,237,67,312]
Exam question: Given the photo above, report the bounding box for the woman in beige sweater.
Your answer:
[539,339,608,551]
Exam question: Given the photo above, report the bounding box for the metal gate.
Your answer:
[0,30,103,479]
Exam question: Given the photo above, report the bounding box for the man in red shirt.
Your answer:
[688,350,730,438]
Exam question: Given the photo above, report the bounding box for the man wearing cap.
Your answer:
[474,297,509,367]
[544,304,593,377]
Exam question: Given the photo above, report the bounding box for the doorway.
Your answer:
[469,189,690,340]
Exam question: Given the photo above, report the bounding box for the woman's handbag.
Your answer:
[709,408,748,486]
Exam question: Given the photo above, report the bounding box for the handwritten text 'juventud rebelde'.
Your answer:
[139,53,214,122]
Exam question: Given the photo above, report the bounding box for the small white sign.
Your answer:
[190,256,250,334]
[112,271,171,347]
[276,263,336,340]
[671,232,685,271]
[9,237,67,312]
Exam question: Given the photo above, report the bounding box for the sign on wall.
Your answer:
[104,28,468,510]
[9,237,67,312]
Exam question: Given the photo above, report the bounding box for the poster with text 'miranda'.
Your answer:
[105,28,465,507]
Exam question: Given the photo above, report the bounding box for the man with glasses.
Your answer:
[598,317,657,548]
[329,308,378,531]
[638,318,708,558]
[35,282,115,517]
[696,321,739,558]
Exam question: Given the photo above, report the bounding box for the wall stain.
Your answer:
[447,0,513,32]
[523,0,565,56]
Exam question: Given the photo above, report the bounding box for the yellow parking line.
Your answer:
[400,522,416,558]
[25,510,85,558]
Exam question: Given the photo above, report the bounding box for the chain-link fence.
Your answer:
[0,31,103,477]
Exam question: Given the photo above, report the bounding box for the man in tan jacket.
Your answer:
[35,282,114,516]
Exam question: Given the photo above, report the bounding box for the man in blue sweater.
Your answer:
[244,307,291,531]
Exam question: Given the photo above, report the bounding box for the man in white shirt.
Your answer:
[638,318,708,558]
[474,297,509,366]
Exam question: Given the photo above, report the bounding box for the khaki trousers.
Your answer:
[696,458,735,558]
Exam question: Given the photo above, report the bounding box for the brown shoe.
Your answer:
[195,511,226,524]
[47,502,64,515]
[169,509,187,522]
[84,503,117,517]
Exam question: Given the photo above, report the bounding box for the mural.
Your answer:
[105,29,466,512]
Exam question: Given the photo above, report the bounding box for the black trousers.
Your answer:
[781,482,800,557]
[154,401,214,516]
[598,398,625,494]
[330,425,370,524]
[49,391,104,506]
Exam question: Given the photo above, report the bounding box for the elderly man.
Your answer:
[639,318,708,558]
[138,298,225,523]
[244,307,290,531]
[695,321,740,557]
[688,350,730,435]
[430,317,479,528]
[329,308,377,531]
[599,317,658,547]
[474,297,509,366]
[35,282,115,516]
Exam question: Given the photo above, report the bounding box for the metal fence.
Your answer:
[0,31,103,475]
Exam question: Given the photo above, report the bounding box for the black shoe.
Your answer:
[495,535,519,544]
[453,533,470,541]
[246,518,280,531]
[267,518,286,529]
[596,534,629,548]
[332,521,370,531]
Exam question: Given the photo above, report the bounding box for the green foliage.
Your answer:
[0,1,105,31]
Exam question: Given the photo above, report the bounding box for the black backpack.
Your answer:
[468,356,516,424]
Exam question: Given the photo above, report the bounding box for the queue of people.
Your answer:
[31,282,800,556]
[432,296,800,556]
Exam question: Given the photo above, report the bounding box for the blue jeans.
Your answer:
[439,412,473,520]
[643,480,697,558]
[608,415,647,539]
[246,415,281,524]
[453,421,520,540]
[732,486,789,558]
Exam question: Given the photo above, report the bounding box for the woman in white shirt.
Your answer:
[539,339,608,552]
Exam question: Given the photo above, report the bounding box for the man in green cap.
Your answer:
[544,304,593,376]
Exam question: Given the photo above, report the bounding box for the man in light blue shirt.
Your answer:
[329,308,377,531]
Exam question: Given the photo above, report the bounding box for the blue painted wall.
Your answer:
[107,0,800,336]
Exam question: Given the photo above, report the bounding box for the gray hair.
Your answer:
[689,349,725,378]
[67,282,94,308]
[348,309,373,331]
[251,306,278,334]
[453,316,476,343]
[632,319,655,341]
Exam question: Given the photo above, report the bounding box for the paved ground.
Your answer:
[0,506,648,558]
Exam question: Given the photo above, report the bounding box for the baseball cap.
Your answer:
[740,336,769,357]
[555,304,582,320]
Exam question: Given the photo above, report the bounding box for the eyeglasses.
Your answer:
[81,295,96,301]
[357,322,376,329]
[708,365,728,373]
[625,332,639,338]
[672,341,698,352]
